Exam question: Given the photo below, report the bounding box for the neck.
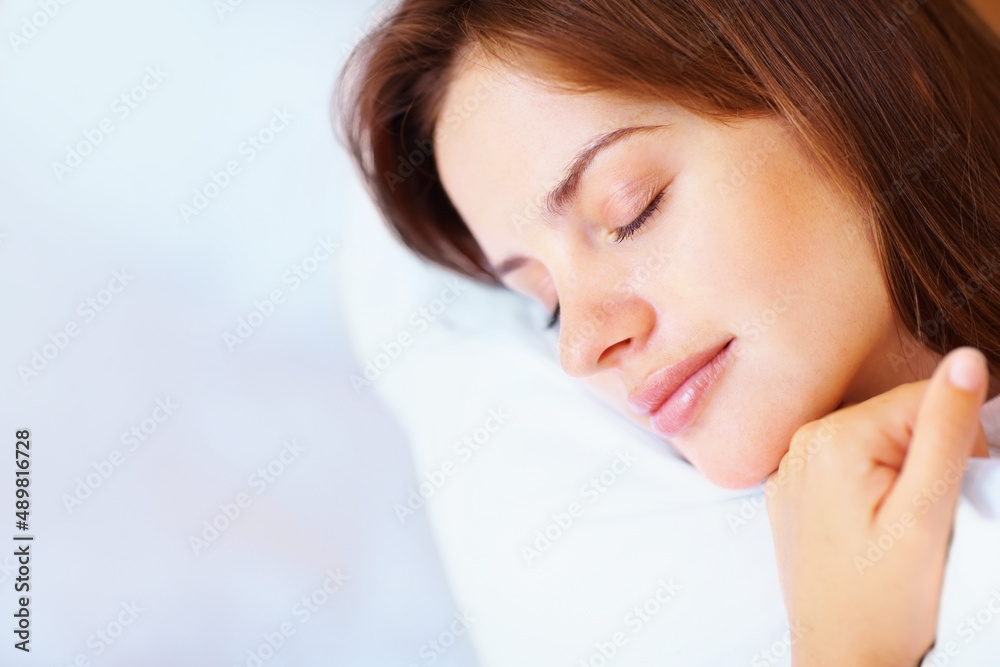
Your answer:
[843,323,999,406]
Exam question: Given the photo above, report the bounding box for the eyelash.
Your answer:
[545,189,665,330]
[546,303,560,330]
[613,190,665,243]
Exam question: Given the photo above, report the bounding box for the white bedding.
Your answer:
[339,209,1000,666]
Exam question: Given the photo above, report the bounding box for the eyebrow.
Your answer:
[492,124,669,278]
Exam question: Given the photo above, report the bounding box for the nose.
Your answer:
[557,280,656,378]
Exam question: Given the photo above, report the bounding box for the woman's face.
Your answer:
[433,55,937,489]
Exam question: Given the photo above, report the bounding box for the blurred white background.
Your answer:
[0,0,479,665]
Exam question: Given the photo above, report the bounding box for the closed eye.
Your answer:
[545,188,664,330]
[614,190,665,243]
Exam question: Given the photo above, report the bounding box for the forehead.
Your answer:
[432,54,661,258]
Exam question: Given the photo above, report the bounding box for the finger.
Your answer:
[884,347,989,530]
[830,382,926,473]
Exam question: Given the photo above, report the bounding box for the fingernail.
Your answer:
[947,347,986,393]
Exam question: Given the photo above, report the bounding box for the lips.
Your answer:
[627,338,734,436]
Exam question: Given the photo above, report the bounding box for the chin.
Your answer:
[674,417,792,490]
[685,375,830,489]
[694,459,774,490]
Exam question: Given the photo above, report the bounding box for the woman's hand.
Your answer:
[766,347,990,666]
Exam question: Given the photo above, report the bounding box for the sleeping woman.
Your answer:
[337,0,1000,663]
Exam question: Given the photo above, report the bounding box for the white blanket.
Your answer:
[338,210,1000,666]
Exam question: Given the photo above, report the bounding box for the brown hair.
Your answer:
[335,0,1000,376]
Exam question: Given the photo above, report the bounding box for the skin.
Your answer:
[766,349,989,665]
[433,52,978,490]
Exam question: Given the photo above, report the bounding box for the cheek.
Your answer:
[647,140,818,327]
[655,129,886,488]
[702,169,818,298]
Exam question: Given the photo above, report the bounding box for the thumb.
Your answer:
[884,347,989,531]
